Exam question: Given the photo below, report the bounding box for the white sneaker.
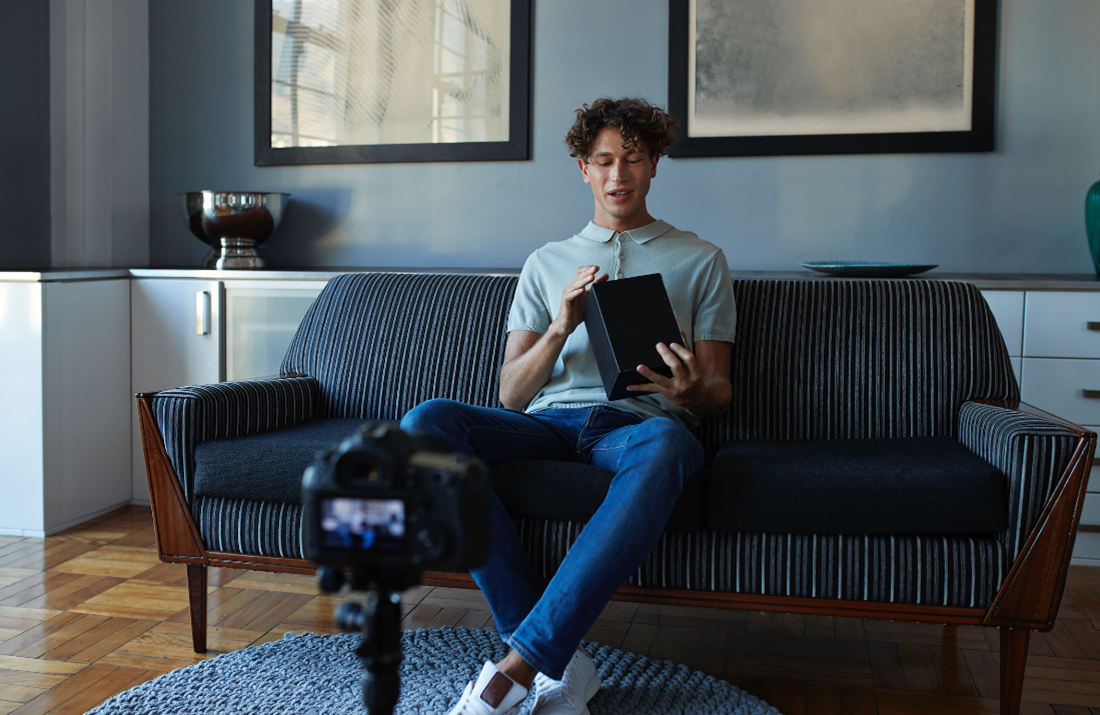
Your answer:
[532,648,601,715]
[448,661,528,715]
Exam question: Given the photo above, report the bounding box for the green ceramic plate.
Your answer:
[800,261,938,277]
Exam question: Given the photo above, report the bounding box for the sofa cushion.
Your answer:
[194,418,366,503]
[705,437,1007,535]
[491,460,705,533]
[193,420,707,532]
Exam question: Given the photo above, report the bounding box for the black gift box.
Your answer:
[584,273,683,401]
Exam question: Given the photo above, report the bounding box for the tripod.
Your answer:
[319,566,421,715]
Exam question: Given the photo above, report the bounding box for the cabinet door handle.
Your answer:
[197,291,211,335]
[1088,322,1100,331]
[1084,389,1100,399]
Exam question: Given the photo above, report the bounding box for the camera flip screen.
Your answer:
[320,497,405,552]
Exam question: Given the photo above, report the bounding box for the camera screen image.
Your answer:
[320,497,405,552]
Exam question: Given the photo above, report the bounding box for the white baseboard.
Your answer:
[0,527,46,538]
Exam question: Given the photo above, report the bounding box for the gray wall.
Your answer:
[0,2,52,269]
[149,0,1100,273]
[51,0,150,269]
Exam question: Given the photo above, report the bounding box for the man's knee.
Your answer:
[632,418,705,473]
[400,398,462,434]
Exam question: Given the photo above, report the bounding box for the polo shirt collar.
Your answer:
[577,219,673,245]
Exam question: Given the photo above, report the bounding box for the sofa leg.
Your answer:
[999,627,1030,715]
[186,564,208,653]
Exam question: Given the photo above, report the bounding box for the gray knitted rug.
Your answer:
[88,627,782,715]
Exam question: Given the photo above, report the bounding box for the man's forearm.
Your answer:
[498,328,569,410]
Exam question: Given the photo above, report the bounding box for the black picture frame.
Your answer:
[254,0,531,166]
[668,0,997,158]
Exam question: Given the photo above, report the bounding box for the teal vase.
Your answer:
[1088,178,1100,274]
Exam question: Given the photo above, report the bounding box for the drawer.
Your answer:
[1023,292,1100,358]
[1020,358,1100,426]
[981,290,1023,357]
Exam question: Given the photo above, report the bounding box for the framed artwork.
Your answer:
[668,0,997,158]
[255,0,531,165]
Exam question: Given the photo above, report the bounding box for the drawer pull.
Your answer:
[1089,322,1100,331]
[1085,389,1100,399]
[196,291,211,335]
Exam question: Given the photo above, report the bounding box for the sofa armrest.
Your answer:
[149,375,320,502]
[957,399,1086,564]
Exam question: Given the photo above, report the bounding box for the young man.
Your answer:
[400,97,737,715]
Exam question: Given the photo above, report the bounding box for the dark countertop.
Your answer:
[3,267,1100,290]
[727,271,1100,290]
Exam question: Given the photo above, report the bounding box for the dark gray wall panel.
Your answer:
[0,2,51,269]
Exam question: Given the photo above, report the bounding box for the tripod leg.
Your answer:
[358,590,404,715]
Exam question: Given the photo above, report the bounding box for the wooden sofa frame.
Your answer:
[137,393,1095,715]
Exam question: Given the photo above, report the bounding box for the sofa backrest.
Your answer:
[284,274,1018,449]
[695,279,1019,450]
[282,273,517,420]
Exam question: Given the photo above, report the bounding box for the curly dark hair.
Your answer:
[565,97,679,161]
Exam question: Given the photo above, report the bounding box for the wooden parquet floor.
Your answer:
[1,506,1099,714]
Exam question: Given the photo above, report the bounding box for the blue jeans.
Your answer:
[400,398,704,679]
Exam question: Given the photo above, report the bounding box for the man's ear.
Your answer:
[579,158,592,184]
[650,154,660,179]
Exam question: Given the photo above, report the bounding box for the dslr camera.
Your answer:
[302,423,491,714]
[303,422,490,576]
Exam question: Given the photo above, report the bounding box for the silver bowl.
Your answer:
[179,191,291,269]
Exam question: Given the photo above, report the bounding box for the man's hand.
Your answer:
[627,338,732,418]
[550,266,609,338]
[499,265,608,411]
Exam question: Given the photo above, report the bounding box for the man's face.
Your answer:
[579,127,659,231]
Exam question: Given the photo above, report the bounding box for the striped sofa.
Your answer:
[136,272,1095,715]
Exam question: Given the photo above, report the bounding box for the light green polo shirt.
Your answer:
[507,219,737,429]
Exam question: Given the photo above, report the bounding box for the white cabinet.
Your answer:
[985,289,1100,565]
[131,279,222,503]
[1019,290,1100,564]
[0,281,46,535]
[0,277,131,537]
[129,276,329,503]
